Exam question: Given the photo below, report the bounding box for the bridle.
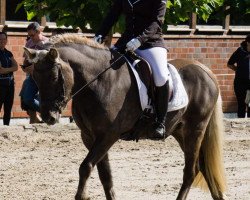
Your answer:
[36,62,68,113]
[31,47,127,113]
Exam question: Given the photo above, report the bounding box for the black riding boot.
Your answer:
[152,81,170,139]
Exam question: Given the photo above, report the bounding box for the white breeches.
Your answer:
[135,47,170,86]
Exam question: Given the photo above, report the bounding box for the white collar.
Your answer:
[127,0,142,7]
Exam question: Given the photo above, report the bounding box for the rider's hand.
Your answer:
[126,38,141,52]
[93,35,103,44]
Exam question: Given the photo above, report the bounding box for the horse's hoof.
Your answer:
[222,193,229,200]
[75,194,90,200]
[213,193,229,200]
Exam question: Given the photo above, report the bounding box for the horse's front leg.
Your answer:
[75,156,93,200]
[75,134,118,200]
[97,154,116,200]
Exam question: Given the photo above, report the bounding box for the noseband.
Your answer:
[54,65,68,112]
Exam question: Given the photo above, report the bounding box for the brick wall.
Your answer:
[1,34,244,118]
[164,36,241,112]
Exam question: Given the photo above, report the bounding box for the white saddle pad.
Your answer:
[126,59,189,112]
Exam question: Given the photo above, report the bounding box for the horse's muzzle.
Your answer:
[41,110,60,125]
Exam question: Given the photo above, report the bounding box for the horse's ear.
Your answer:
[23,47,37,62]
[48,48,59,61]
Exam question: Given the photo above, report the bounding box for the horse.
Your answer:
[24,33,227,200]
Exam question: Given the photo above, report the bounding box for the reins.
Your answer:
[69,53,125,101]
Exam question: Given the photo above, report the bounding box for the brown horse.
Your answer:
[24,33,227,200]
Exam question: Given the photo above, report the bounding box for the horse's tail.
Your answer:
[193,93,227,196]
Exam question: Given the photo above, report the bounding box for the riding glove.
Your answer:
[126,38,141,51]
[94,35,103,44]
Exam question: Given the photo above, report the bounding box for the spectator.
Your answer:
[20,22,49,123]
[0,32,18,125]
[227,35,250,118]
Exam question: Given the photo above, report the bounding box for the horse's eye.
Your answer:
[50,72,59,82]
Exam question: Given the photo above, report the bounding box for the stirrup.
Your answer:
[151,122,165,139]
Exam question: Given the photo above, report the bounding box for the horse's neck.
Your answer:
[62,46,124,103]
[64,46,111,81]
[65,46,127,87]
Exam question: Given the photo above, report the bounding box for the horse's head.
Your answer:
[24,47,74,125]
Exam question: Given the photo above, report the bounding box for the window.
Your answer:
[230,12,250,25]
[197,9,223,26]
[6,0,27,21]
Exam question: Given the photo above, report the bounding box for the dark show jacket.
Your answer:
[0,48,13,77]
[96,0,167,50]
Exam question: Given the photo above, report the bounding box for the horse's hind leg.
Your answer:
[97,154,115,200]
[75,133,118,200]
[176,126,205,200]
[199,155,227,200]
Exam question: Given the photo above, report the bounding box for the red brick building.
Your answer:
[0,0,250,119]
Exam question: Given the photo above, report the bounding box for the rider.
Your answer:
[94,0,170,139]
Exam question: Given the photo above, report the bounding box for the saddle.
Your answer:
[125,52,155,101]
[110,49,155,103]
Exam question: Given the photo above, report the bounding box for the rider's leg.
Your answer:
[154,80,170,137]
[135,47,170,138]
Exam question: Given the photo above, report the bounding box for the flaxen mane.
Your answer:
[46,33,108,50]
